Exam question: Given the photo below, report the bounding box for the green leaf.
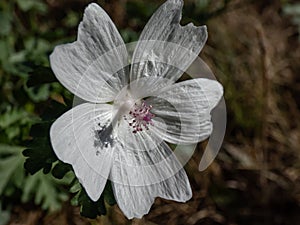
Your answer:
[0,107,29,129]
[23,136,58,175]
[29,122,51,137]
[22,100,71,175]
[0,144,24,195]
[103,181,116,206]
[16,0,47,13]
[0,203,10,225]
[9,50,26,64]
[70,191,80,206]
[69,179,81,194]
[63,10,80,28]
[40,99,71,121]
[0,144,24,156]
[52,161,72,179]
[69,180,116,219]
[25,84,51,102]
[283,3,300,15]
[0,12,12,36]
[0,107,35,142]
[21,171,70,212]
[79,190,107,219]
[0,40,10,62]
[27,66,57,87]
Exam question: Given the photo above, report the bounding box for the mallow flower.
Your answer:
[49,0,223,219]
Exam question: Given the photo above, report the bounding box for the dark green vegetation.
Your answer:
[0,0,299,224]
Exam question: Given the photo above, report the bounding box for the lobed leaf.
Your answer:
[70,180,116,219]
[52,161,72,179]
[27,66,58,88]
[0,144,24,195]
[21,171,70,212]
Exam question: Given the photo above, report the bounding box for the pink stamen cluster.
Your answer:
[124,101,155,133]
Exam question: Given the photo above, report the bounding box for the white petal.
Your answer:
[147,78,223,144]
[128,76,173,100]
[130,0,207,83]
[50,103,115,201]
[50,3,128,103]
[111,120,183,186]
[111,168,192,219]
[109,119,191,219]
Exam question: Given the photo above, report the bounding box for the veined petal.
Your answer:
[110,120,183,186]
[110,118,191,218]
[111,168,192,219]
[128,76,173,100]
[147,78,223,144]
[50,103,115,201]
[130,0,207,83]
[50,3,128,103]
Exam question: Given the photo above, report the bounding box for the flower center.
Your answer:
[124,100,155,133]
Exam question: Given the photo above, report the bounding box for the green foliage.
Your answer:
[21,170,72,211]
[103,182,117,206]
[0,141,71,213]
[182,0,232,24]
[0,107,34,142]
[0,11,12,36]
[23,108,64,175]
[23,135,57,175]
[52,161,72,180]
[27,66,58,87]
[0,145,24,197]
[0,203,10,225]
[0,0,75,211]
[15,0,47,13]
[70,180,116,219]
[283,3,300,41]
[71,186,107,219]
[127,0,157,23]
[0,143,71,214]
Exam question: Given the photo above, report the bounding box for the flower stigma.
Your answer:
[124,100,155,133]
[113,88,155,134]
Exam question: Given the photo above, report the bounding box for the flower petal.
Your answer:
[50,3,128,103]
[111,168,192,219]
[50,103,115,201]
[128,76,173,100]
[130,0,207,83]
[147,78,223,144]
[111,120,183,186]
[109,119,191,219]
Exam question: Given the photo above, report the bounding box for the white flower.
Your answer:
[49,0,223,219]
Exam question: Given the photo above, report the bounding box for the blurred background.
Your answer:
[0,0,299,224]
